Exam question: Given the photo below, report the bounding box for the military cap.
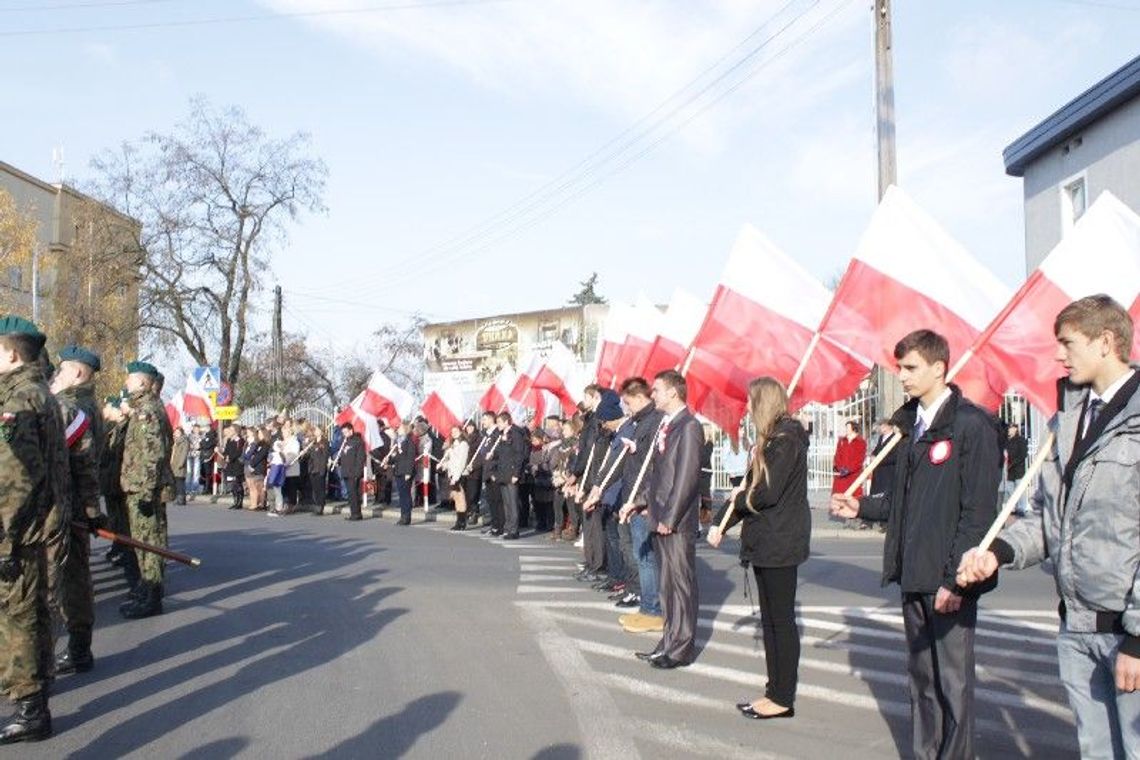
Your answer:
[0,314,47,350]
[125,360,161,378]
[58,344,102,371]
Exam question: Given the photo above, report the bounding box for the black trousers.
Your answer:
[583,506,606,573]
[310,471,327,508]
[500,483,519,535]
[346,477,362,519]
[753,565,801,708]
[464,472,482,509]
[485,479,504,530]
[902,592,977,760]
[552,491,568,532]
[653,531,697,663]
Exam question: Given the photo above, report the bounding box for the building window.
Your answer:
[1061,175,1087,231]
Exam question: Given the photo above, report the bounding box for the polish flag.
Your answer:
[479,364,517,414]
[165,391,185,430]
[818,186,1011,409]
[611,296,663,384]
[183,375,214,422]
[531,341,583,415]
[360,370,415,427]
[970,192,1140,415]
[421,379,466,434]
[642,289,706,379]
[595,303,632,388]
[685,224,870,432]
[509,351,544,404]
[336,392,384,450]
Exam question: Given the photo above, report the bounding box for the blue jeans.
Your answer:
[185,455,201,494]
[630,513,660,616]
[1057,622,1140,759]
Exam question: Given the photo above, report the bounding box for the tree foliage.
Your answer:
[0,188,37,312]
[568,272,606,305]
[88,97,328,385]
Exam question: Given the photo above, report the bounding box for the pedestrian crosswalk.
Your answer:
[413,518,1078,758]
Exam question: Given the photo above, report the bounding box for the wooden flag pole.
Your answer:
[977,430,1053,552]
[618,420,667,523]
[786,332,822,398]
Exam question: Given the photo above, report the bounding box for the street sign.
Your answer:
[207,391,218,407]
[192,365,221,393]
[216,382,234,406]
[214,405,240,421]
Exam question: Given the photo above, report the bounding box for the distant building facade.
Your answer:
[422,304,608,409]
[1004,54,1140,269]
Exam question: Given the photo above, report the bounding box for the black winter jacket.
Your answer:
[859,386,1003,596]
[716,416,810,568]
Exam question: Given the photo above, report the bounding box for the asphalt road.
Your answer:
[15,501,1075,759]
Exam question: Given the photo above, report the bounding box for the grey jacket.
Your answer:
[998,369,1140,651]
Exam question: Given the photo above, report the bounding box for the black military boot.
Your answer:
[55,629,94,675]
[121,582,163,619]
[0,691,52,744]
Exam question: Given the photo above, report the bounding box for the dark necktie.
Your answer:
[1084,398,1104,439]
[913,417,927,441]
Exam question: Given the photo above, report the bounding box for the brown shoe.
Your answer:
[561,527,579,541]
[621,613,664,633]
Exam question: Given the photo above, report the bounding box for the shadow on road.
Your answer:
[531,743,582,760]
[310,691,463,759]
[62,528,407,759]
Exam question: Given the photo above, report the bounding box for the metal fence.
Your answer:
[237,404,337,431]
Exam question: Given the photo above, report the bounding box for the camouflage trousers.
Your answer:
[126,495,167,585]
[105,493,129,538]
[0,544,50,701]
[45,524,94,636]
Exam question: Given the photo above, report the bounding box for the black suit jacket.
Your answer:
[646,407,704,533]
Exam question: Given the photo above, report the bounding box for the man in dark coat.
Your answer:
[1003,423,1029,515]
[637,370,704,669]
[337,424,366,521]
[831,330,1001,759]
[490,412,528,540]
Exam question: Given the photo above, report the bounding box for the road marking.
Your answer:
[519,573,576,582]
[624,716,789,760]
[518,555,576,563]
[518,605,641,760]
[516,585,590,594]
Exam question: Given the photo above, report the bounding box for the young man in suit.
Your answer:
[635,369,704,670]
[958,295,1140,758]
[831,329,1002,759]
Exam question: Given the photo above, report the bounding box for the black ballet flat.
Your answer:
[739,703,794,720]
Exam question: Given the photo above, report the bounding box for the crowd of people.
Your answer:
[2,293,1138,756]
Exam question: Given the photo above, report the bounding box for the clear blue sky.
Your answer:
[2,0,1139,357]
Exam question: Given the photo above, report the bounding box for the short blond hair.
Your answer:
[1055,295,1133,362]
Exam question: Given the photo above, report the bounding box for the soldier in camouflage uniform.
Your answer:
[0,316,71,744]
[119,361,173,619]
[100,395,129,566]
[47,346,106,675]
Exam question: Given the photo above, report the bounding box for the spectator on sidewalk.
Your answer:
[244,427,270,511]
[171,427,189,505]
[1003,423,1029,515]
[308,426,329,516]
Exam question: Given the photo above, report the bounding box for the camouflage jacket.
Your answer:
[100,419,127,498]
[120,389,173,498]
[0,363,72,550]
[55,381,105,520]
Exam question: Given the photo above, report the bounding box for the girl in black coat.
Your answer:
[710,377,810,720]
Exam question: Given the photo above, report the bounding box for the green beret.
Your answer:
[126,360,161,378]
[0,314,46,349]
[58,344,102,371]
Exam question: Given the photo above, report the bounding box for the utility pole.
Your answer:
[873,0,904,418]
[272,285,284,410]
[874,0,896,199]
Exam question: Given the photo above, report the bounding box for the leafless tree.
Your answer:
[88,96,327,385]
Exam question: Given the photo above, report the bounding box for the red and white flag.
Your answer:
[183,375,214,422]
[531,341,582,415]
[971,192,1140,415]
[818,186,1011,409]
[479,364,518,413]
[685,224,870,433]
[612,296,663,385]
[643,288,705,379]
[359,370,415,427]
[165,391,185,430]
[595,303,632,388]
[509,351,544,405]
[336,392,384,450]
[421,378,466,434]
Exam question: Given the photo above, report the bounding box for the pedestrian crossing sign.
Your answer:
[193,366,221,393]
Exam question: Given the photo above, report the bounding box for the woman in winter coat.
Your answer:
[710,377,810,721]
[222,425,246,510]
[244,428,270,510]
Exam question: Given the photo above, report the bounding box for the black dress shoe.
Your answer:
[739,704,794,720]
[502,532,519,540]
[489,529,504,536]
[649,655,689,670]
[615,594,640,608]
[634,650,663,661]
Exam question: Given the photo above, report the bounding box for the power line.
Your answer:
[0,0,518,36]
[283,288,439,318]
[373,0,855,291]
[340,0,824,290]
